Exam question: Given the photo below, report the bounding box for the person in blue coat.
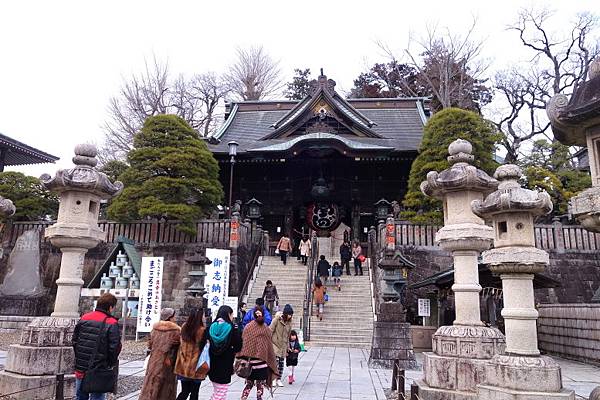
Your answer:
[242,297,272,328]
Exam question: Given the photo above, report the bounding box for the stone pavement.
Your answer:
[119,346,389,400]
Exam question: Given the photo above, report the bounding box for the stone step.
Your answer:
[306,340,371,348]
[307,326,373,334]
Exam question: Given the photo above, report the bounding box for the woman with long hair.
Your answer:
[207,305,243,400]
[139,308,181,400]
[174,308,208,400]
[238,307,279,400]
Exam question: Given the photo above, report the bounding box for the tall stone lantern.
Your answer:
[472,164,574,399]
[417,139,505,399]
[0,144,122,399]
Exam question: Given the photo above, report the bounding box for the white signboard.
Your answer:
[205,249,231,317]
[418,298,431,317]
[136,257,164,333]
[224,296,238,318]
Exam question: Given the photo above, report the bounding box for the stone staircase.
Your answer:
[307,269,374,348]
[246,256,307,330]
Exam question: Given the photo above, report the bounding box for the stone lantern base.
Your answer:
[368,302,417,369]
[417,325,505,400]
[478,354,575,399]
[0,317,77,399]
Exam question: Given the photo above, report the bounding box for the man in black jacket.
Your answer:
[73,292,121,400]
[340,241,352,276]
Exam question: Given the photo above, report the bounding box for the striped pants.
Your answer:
[210,383,229,400]
[277,356,284,377]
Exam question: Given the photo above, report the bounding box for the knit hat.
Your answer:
[160,307,175,321]
[283,304,293,315]
[255,297,265,306]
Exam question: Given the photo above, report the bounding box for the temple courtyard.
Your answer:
[2,345,592,400]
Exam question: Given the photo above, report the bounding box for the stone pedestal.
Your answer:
[369,302,417,369]
[0,317,77,399]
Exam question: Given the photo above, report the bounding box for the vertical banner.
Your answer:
[205,249,231,317]
[136,257,164,333]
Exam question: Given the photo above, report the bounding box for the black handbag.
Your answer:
[81,316,119,394]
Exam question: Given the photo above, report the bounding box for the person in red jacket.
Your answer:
[73,293,122,400]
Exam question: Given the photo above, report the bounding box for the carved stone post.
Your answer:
[0,196,15,218]
[0,144,122,399]
[472,164,574,399]
[416,139,505,399]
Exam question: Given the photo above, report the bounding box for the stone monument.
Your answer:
[0,195,15,218]
[0,144,123,399]
[472,164,574,399]
[417,139,505,399]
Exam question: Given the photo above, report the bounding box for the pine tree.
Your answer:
[0,172,58,221]
[402,108,500,224]
[107,115,223,234]
[284,68,312,100]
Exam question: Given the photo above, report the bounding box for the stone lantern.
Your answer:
[547,57,600,232]
[0,196,16,218]
[0,144,122,398]
[417,139,505,399]
[374,198,391,223]
[472,164,574,399]
[245,198,262,220]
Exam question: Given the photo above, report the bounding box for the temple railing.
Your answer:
[377,219,600,253]
[2,219,234,247]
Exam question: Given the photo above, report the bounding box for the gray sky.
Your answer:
[0,0,596,177]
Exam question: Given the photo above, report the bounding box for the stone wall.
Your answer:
[537,251,600,303]
[538,304,600,365]
[0,237,255,316]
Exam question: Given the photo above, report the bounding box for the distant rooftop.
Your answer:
[0,132,59,171]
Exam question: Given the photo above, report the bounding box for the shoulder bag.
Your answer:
[234,357,252,378]
[81,316,119,393]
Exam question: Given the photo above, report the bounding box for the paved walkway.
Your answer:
[116,349,600,400]
[119,346,388,400]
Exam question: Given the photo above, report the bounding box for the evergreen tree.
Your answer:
[402,108,500,224]
[521,139,591,217]
[0,172,58,221]
[284,68,312,100]
[107,115,223,234]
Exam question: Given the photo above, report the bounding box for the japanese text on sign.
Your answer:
[205,249,231,317]
[137,257,164,333]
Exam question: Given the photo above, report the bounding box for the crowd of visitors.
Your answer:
[72,237,366,400]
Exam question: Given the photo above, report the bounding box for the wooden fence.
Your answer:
[378,220,600,252]
[3,219,234,247]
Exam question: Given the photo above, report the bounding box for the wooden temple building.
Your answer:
[0,132,59,171]
[208,73,430,241]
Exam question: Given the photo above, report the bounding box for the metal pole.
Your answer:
[228,155,235,218]
[122,284,129,342]
[410,383,419,400]
[55,374,64,400]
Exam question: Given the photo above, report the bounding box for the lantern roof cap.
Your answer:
[471,164,553,218]
[40,144,123,199]
[420,139,498,198]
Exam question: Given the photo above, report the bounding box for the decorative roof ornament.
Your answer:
[471,164,553,217]
[40,144,123,198]
[0,196,15,218]
[420,139,498,198]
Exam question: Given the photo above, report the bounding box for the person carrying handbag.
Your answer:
[73,293,121,400]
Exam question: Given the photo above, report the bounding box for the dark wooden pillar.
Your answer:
[0,147,6,172]
[352,203,361,241]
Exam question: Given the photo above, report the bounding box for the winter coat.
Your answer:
[286,339,301,366]
[339,243,352,261]
[140,320,181,400]
[242,305,272,328]
[299,240,311,256]
[277,236,292,252]
[73,309,121,375]
[262,285,279,302]
[207,321,243,384]
[317,259,331,277]
[313,285,327,305]
[270,312,293,358]
[352,244,362,258]
[174,325,208,381]
[238,320,279,384]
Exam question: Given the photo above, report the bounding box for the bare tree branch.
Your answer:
[225,46,283,101]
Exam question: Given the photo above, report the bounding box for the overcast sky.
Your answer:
[0,0,596,177]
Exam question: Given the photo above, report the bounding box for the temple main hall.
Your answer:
[208,73,429,241]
